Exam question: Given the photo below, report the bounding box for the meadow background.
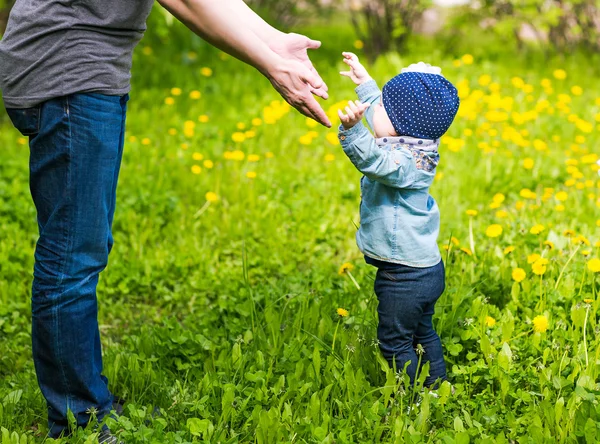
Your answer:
[1,1,600,442]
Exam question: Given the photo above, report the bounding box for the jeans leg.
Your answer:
[374,268,421,382]
[413,261,447,387]
[28,93,127,438]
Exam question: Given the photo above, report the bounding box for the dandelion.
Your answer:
[337,308,349,317]
[191,165,202,175]
[299,134,313,145]
[496,210,508,218]
[192,152,204,161]
[141,46,153,56]
[353,40,364,49]
[168,128,177,136]
[265,152,274,159]
[466,209,478,217]
[532,258,548,276]
[339,262,360,290]
[244,130,256,138]
[527,253,541,264]
[141,138,151,145]
[461,54,474,65]
[553,69,567,80]
[200,67,213,77]
[543,241,555,250]
[164,97,175,105]
[326,132,339,146]
[486,224,503,238]
[198,115,210,123]
[205,192,218,202]
[232,132,246,143]
[532,315,549,333]
[571,86,583,96]
[324,154,335,162]
[530,224,545,235]
[171,87,182,96]
[587,258,600,272]
[523,158,535,169]
[246,171,257,179]
[460,247,473,256]
[248,154,260,162]
[237,122,246,130]
[512,268,526,282]
[485,316,496,327]
[203,160,214,169]
[584,298,593,304]
[189,90,202,100]
[504,246,515,255]
[252,118,262,126]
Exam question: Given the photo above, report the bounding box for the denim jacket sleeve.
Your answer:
[355,79,381,133]
[338,122,430,189]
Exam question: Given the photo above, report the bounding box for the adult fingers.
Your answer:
[301,93,331,127]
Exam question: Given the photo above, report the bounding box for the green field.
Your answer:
[1,13,600,444]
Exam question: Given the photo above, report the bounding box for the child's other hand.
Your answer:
[340,52,372,85]
[338,100,370,130]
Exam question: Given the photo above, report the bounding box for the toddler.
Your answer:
[337,52,459,387]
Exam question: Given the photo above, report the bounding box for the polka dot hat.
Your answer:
[382,71,459,140]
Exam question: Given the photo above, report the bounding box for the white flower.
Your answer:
[402,62,442,75]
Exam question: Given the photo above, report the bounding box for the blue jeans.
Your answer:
[368,257,446,387]
[6,93,128,437]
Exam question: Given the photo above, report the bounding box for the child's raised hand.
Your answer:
[340,52,372,85]
[338,100,370,130]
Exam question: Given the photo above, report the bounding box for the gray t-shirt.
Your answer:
[0,0,155,108]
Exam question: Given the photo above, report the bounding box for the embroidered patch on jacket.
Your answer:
[410,150,438,172]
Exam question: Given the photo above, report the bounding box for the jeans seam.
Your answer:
[55,94,74,411]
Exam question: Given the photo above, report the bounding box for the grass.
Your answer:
[0,12,599,443]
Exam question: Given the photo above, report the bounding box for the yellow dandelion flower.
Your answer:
[353,39,364,49]
[337,307,349,317]
[451,237,460,246]
[543,241,555,250]
[504,246,515,255]
[582,250,591,257]
[496,210,508,218]
[532,315,549,333]
[555,191,568,201]
[571,86,583,96]
[198,115,209,123]
[478,74,492,86]
[305,117,318,128]
[128,136,137,143]
[189,90,202,100]
[265,152,274,159]
[141,46,153,56]
[191,165,202,175]
[532,259,548,276]
[171,87,182,96]
[466,209,478,217]
[205,192,218,202]
[530,224,545,235]
[527,253,541,264]
[324,154,335,162]
[486,224,503,238]
[203,160,214,169]
[339,263,354,275]
[460,247,473,256]
[192,152,204,161]
[523,158,535,169]
[485,316,496,327]
[553,69,567,80]
[461,54,474,65]
[326,132,339,146]
[246,171,257,179]
[252,118,262,126]
[237,122,246,130]
[584,298,593,304]
[248,154,260,162]
[512,268,526,282]
[200,67,213,77]
[232,132,246,143]
[180,143,188,150]
[299,134,313,145]
[164,97,175,106]
[141,138,151,145]
[244,130,256,139]
[168,128,177,136]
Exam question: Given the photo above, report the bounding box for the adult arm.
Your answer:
[157,0,331,127]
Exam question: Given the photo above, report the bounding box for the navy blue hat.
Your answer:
[382,72,459,140]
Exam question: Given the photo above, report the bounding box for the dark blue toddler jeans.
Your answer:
[368,257,447,387]
[6,93,128,437]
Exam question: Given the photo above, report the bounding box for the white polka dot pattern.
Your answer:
[382,72,460,140]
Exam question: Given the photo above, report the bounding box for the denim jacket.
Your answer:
[338,80,442,268]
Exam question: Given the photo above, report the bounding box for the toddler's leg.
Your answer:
[413,261,446,387]
[374,261,446,386]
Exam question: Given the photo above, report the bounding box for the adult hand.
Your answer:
[269,33,329,100]
[267,58,332,128]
